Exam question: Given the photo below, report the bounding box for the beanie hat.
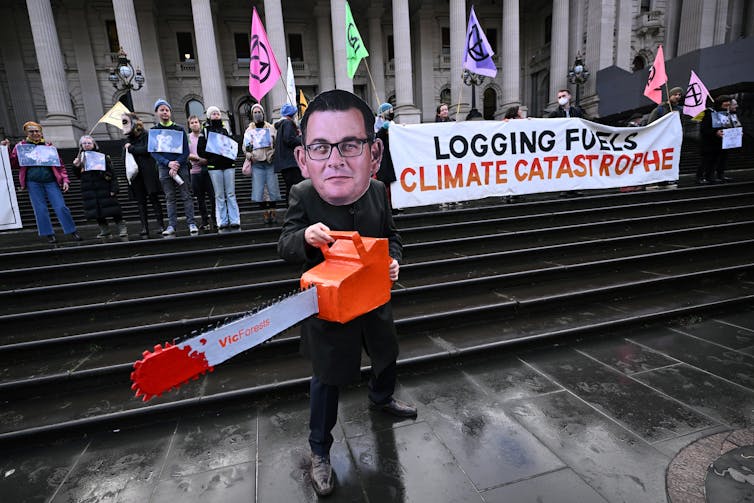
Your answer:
[206,105,221,117]
[154,99,171,112]
[280,103,297,117]
[378,103,393,115]
[251,103,265,115]
[669,87,683,96]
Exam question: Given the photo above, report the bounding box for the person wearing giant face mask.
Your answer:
[243,103,279,225]
[548,89,586,119]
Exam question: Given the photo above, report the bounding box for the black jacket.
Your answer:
[125,130,161,195]
[278,179,402,385]
[273,118,301,172]
[197,121,236,170]
[73,150,122,220]
[548,105,586,119]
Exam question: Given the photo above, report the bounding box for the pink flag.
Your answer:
[249,7,281,101]
[683,70,711,118]
[643,45,667,104]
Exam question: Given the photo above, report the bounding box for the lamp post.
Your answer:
[462,69,486,119]
[567,52,590,107]
[108,48,145,112]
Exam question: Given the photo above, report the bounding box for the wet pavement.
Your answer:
[2,309,753,502]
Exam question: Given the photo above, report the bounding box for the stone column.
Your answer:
[548,0,569,103]
[664,0,682,57]
[615,0,632,70]
[262,0,289,117]
[417,3,436,121]
[392,0,420,123]
[568,0,584,60]
[449,0,467,119]
[0,6,36,137]
[584,0,616,101]
[747,0,754,37]
[112,0,152,118]
[677,0,716,55]
[713,0,729,45]
[133,0,167,125]
[26,0,79,146]
[501,0,520,108]
[330,0,352,92]
[367,6,386,109]
[67,0,106,139]
[191,0,228,114]
[315,2,335,93]
[729,0,744,40]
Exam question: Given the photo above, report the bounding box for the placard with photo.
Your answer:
[83,151,106,171]
[243,128,271,151]
[148,129,184,154]
[206,132,239,160]
[15,144,60,167]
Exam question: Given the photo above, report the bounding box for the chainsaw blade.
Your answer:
[130,287,319,401]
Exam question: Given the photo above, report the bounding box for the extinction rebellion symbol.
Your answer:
[467,25,490,62]
[250,35,271,83]
[686,83,704,106]
[647,65,655,85]
[347,22,361,53]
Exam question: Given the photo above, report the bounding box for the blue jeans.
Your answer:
[208,168,240,227]
[26,180,77,236]
[252,162,281,202]
[159,165,195,228]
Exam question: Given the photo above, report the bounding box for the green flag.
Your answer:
[345,1,368,78]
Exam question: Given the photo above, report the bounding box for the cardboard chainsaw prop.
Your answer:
[130,231,392,401]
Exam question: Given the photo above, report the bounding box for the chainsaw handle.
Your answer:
[319,231,367,259]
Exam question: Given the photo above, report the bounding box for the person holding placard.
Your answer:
[243,103,279,225]
[198,106,240,232]
[9,121,80,243]
[149,99,197,236]
[123,113,165,237]
[699,95,742,184]
[72,135,126,238]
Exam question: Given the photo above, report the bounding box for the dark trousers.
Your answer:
[281,167,304,196]
[309,362,397,457]
[191,170,215,225]
[699,149,728,181]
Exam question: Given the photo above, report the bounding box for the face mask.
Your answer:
[558,97,569,106]
[253,112,263,122]
[385,113,395,121]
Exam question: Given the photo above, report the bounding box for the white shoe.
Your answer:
[162,226,175,236]
[189,223,199,234]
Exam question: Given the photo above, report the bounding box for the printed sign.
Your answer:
[0,146,22,230]
[206,132,239,161]
[722,127,743,150]
[83,151,106,171]
[388,112,683,208]
[148,129,184,154]
[15,144,60,167]
[243,128,271,150]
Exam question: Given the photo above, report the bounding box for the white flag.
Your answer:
[286,57,296,107]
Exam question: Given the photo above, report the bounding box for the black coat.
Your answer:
[548,105,586,119]
[278,179,402,385]
[375,127,396,184]
[197,122,236,170]
[73,151,122,220]
[273,118,301,172]
[125,131,161,196]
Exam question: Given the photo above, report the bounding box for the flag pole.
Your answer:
[455,72,464,117]
[361,59,382,107]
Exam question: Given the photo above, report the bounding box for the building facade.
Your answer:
[1,0,752,147]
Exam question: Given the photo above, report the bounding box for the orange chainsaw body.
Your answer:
[301,231,391,323]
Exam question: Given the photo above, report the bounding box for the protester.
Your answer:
[150,99,197,236]
[374,103,398,211]
[187,114,215,231]
[503,105,523,121]
[243,103,279,225]
[698,94,741,184]
[9,122,80,243]
[548,89,586,119]
[72,135,126,237]
[549,89,585,197]
[198,107,240,231]
[274,102,304,200]
[435,103,452,122]
[647,86,684,189]
[123,112,165,237]
[278,89,417,497]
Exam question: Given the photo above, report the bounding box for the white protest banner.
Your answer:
[0,146,22,230]
[388,113,682,208]
[722,127,743,150]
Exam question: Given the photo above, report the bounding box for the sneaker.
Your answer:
[118,222,128,237]
[189,223,199,234]
[70,231,82,241]
[46,235,57,244]
[230,223,241,230]
[310,453,334,496]
[162,226,175,236]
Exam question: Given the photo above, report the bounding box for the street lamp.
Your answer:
[108,48,145,111]
[567,52,590,106]
[462,69,486,119]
